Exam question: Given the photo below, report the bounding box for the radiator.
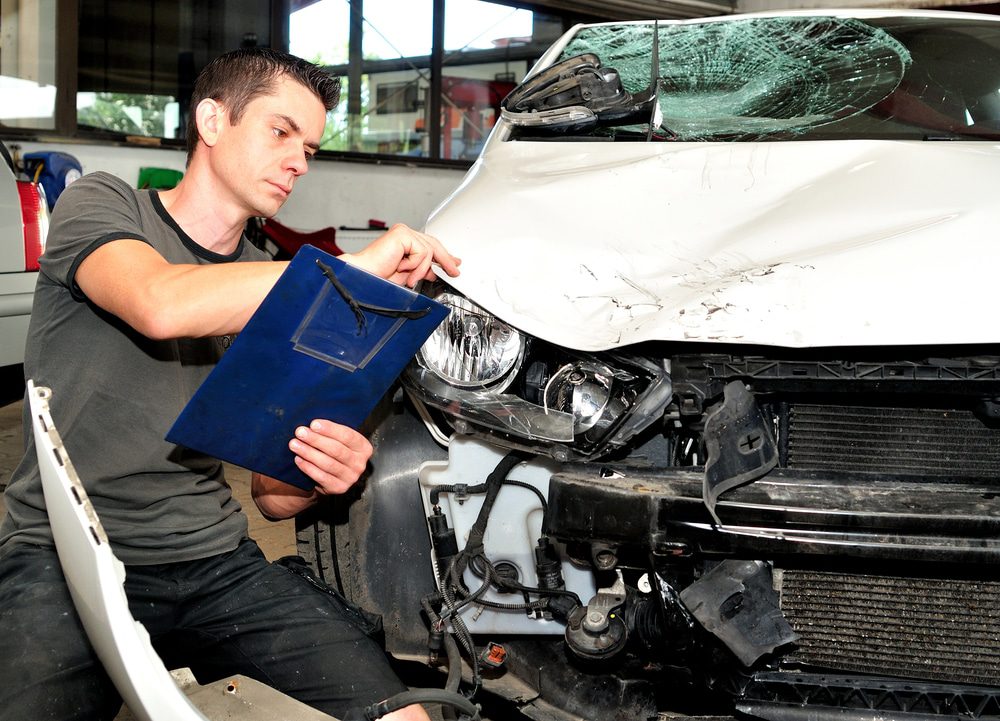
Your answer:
[786,405,1000,477]
[779,569,1000,687]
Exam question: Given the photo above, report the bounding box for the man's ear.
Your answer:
[195,98,226,148]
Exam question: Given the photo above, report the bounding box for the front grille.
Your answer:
[786,405,1000,477]
[779,569,1000,687]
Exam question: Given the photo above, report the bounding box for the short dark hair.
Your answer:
[185,47,341,162]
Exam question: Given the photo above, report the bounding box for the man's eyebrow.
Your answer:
[274,113,320,151]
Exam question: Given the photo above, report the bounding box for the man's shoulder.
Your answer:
[55,171,142,213]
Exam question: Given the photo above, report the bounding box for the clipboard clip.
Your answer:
[316,259,431,333]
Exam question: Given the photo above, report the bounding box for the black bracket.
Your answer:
[703,380,778,526]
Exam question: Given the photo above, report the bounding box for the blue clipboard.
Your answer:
[167,245,449,490]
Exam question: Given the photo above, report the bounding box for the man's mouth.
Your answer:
[268,181,292,197]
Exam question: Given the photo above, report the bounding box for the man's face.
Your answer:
[211,74,326,218]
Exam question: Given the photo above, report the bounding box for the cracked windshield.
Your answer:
[508,16,1000,141]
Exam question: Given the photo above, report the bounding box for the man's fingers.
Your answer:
[293,456,354,495]
[288,421,372,494]
[390,225,461,280]
[342,224,460,286]
[412,228,461,278]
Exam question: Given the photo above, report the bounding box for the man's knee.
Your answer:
[0,544,121,720]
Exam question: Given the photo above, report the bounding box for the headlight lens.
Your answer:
[544,362,616,433]
[418,293,525,389]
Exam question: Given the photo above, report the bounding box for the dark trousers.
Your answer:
[0,540,406,721]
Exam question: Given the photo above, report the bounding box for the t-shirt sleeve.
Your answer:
[39,171,152,301]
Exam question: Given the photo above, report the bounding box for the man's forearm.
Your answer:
[76,240,289,340]
[251,472,319,520]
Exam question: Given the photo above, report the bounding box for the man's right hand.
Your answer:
[252,418,373,520]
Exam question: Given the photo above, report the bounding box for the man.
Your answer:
[0,48,459,721]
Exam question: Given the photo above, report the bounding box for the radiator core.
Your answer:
[779,569,1000,687]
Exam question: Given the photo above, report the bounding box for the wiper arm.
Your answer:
[646,20,659,141]
[645,20,676,141]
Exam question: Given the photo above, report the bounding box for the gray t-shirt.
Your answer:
[0,171,271,565]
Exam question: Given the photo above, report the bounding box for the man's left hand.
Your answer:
[341,223,461,287]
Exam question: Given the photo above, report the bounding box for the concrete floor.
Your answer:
[0,395,297,559]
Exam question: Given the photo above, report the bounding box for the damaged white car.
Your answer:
[294,10,1000,721]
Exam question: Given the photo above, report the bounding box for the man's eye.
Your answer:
[305,153,315,163]
[273,127,288,138]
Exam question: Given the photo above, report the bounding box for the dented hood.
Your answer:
[426,138,1000,351]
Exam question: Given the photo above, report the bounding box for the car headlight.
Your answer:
[418,293,524,390]
[404,289,672,460]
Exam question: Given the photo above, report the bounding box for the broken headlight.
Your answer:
[404,288,672,461]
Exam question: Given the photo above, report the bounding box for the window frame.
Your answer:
[1,0,576,169]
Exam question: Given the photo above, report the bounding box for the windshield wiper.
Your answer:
[645,20,676,141]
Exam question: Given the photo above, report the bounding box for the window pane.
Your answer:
[290,0,349,66]
[439,70,517,160]
[438,3,563,159]
[444,0,533,52]
[290,0,567,160]
[362,0,432,60]
[77,93,181,138]
[365,70,428,155]
[359,0,432,157]
[77,0,272,138]
[0,0,58,129]
[319,75,364,152]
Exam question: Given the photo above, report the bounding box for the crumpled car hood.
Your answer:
[426,138,1000,351]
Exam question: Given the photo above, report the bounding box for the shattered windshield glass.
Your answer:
[506,15,1000,141]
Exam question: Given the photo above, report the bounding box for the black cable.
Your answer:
[438,555,480,694]
[464,452,531,558]
[441,632,463,721]
[500,478,547,515]
[468,552,582,607]
[429,482,487,506]
[429,452,534,700]
[443,632,463,693]
[435,453,528,695]
[360,688,480,720]
[430,478,546,514]
[316,258,431,333]
[442,552,495,618]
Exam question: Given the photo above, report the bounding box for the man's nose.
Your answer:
[286,148,309,176]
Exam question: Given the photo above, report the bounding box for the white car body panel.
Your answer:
[30,380,211,721]
[427,137,1000,352]
[29,381,337,721]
